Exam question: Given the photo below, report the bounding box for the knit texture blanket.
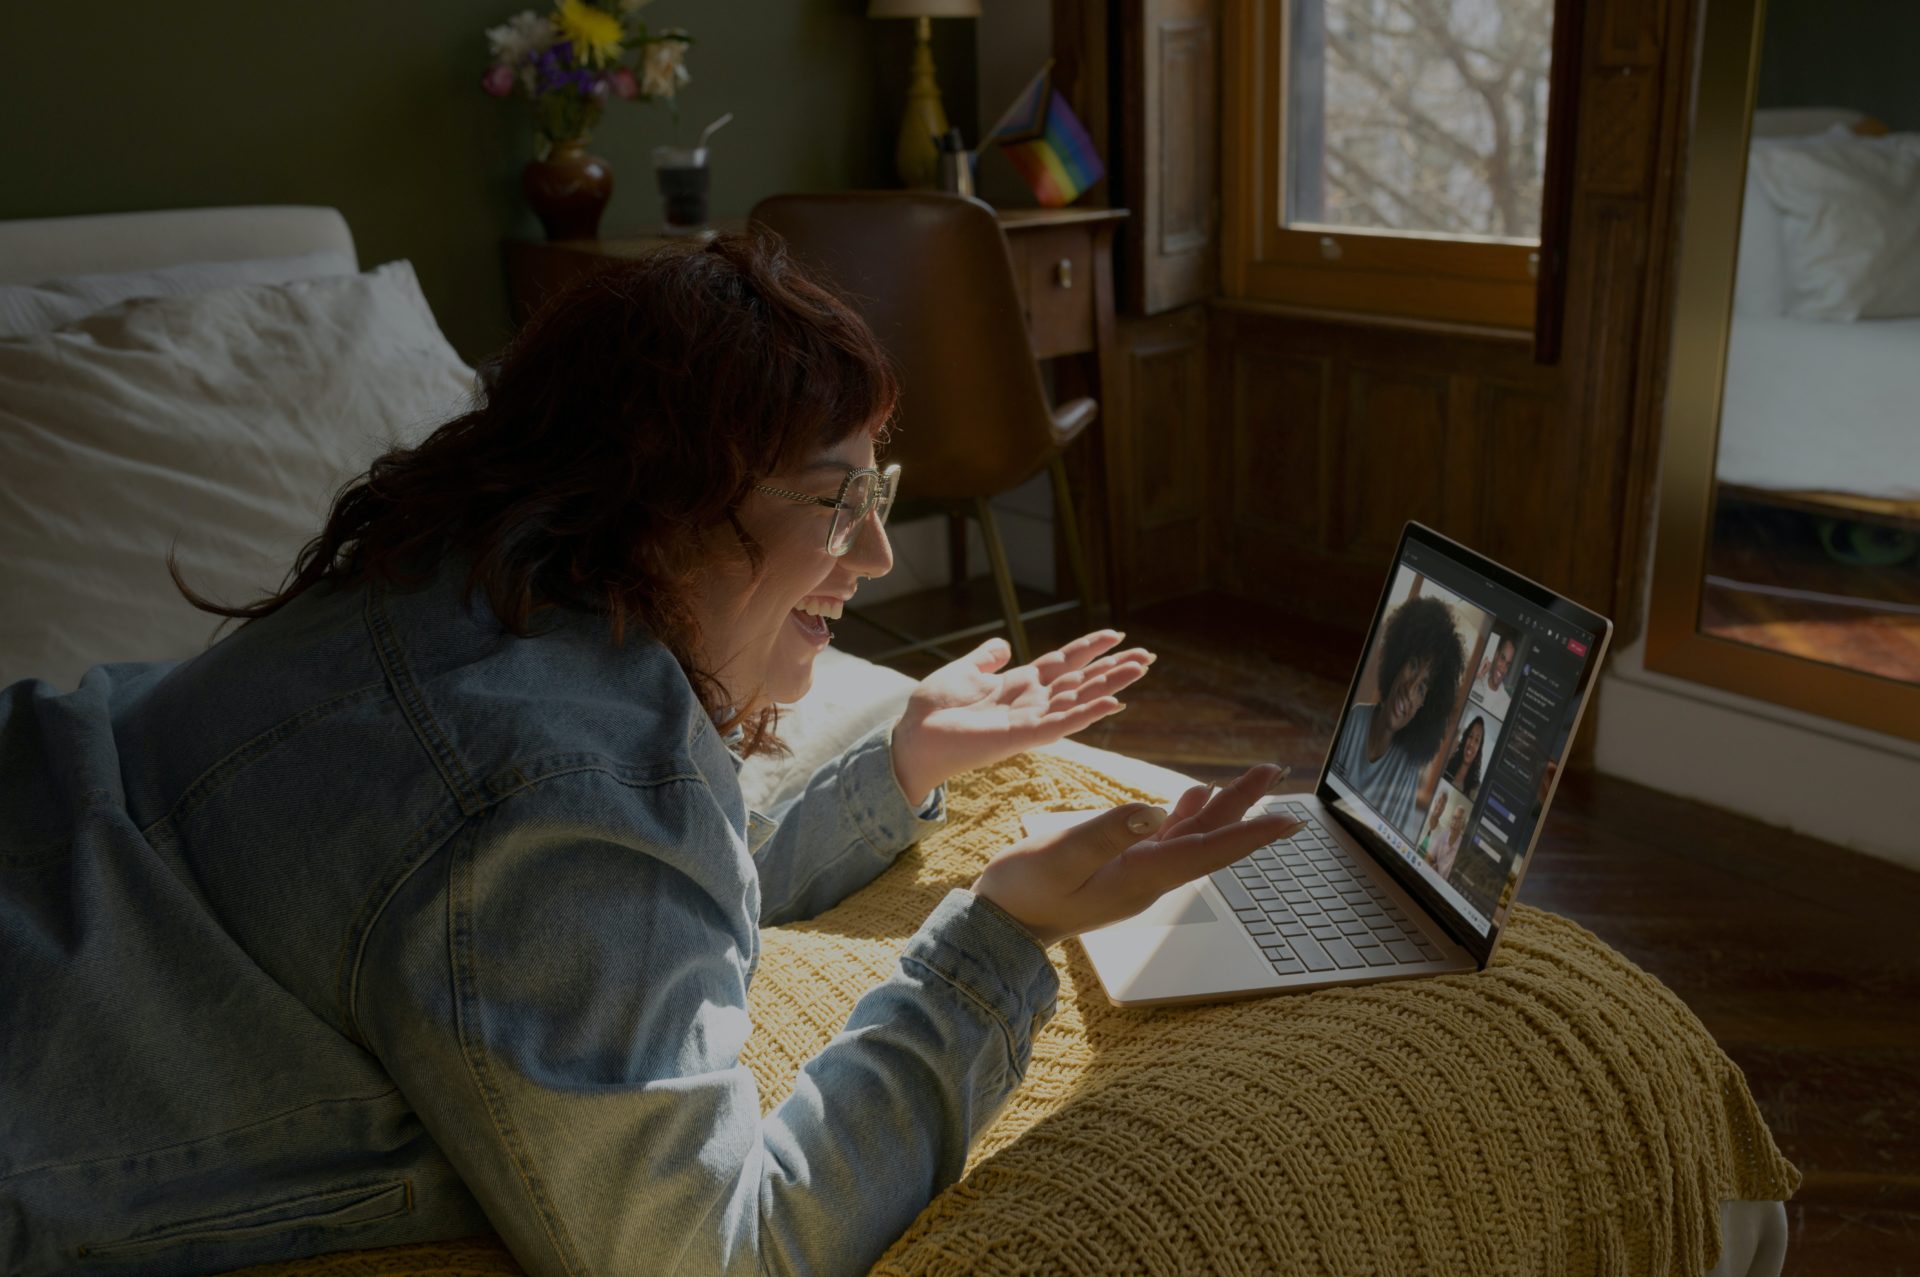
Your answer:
[233,752,1798,1277]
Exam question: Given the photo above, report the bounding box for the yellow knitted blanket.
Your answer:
[236,752,1798,1277]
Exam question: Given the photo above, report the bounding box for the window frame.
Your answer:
[1222,0,1551,330]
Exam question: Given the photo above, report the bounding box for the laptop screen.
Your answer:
[1319,524,1610,952]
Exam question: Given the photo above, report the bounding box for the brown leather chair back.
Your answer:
[749,191,1069,503]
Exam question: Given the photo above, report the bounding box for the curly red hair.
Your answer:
[174,229,897,755]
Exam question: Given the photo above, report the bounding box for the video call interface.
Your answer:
[1325,543,1594,937]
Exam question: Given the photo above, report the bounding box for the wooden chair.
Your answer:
[748,191,1100,665]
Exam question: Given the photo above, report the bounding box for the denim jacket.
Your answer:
[0,563,1060,1277]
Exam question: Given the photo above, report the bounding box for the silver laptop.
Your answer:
[1065,522,1612,1006]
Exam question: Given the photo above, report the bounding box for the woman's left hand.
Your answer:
[890,630,1154,806]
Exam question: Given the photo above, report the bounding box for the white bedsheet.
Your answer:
[1715,312,1920,500]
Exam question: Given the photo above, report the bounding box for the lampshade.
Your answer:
[867,0,980,17]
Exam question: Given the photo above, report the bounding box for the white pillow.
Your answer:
[0,261,474,691]
[0,249,358,338]
[1749,107,1865,139]
[1747,130,1920,321]
[1733,164,1789,317]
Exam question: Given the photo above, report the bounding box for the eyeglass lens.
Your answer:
[827,469,896,555]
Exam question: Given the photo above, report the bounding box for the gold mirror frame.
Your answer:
[1644,0,1920,743]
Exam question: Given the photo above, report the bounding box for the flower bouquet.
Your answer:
[482,0,692,239]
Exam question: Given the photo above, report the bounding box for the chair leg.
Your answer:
[946,509,969,600]
[975,496,1032,665]
[1048,455,1095,627]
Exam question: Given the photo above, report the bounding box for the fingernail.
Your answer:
[1145,652,1158,664]
[1126,807,1168,835]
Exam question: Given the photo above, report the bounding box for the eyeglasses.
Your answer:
[753,463,901,556]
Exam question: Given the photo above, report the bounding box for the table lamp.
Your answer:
[869,0,980,190]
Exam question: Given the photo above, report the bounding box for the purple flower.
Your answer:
[480,64,515,98]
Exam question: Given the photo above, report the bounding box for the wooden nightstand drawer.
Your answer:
[1011,226,1096,360]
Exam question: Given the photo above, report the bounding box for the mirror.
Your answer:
[1646,0,1920,741]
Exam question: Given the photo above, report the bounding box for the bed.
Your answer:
[1717,110,1920,526]
[0,207,1795,1277]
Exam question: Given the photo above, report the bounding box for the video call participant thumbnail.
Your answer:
[1471,627,1520,719]
[1330,595,1466,837]
[1440,712,1490,799]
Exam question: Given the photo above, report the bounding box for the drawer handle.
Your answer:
[1055,258,1073,289]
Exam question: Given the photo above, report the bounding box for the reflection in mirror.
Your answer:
[1704,4,1920,685]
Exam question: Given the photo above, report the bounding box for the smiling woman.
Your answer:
[0,229,1296,1277]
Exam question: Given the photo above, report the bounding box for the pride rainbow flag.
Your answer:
[985,61,1105,208]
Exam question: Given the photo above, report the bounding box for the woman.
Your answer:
[0,233,1298,1277]
[1442,714,1487,798]
[1421,804,1470,879]
[1328,595,1465,836]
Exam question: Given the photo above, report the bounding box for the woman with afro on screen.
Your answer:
[1330,594,1466,836]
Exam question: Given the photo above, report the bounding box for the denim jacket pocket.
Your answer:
[746,809,778,856]
[77,1179,412,1260]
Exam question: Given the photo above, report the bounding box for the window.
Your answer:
[1226,0,1561,328]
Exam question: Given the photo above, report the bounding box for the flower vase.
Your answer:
[522,138,613,242]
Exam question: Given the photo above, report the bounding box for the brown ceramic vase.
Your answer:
[522,138,613,241]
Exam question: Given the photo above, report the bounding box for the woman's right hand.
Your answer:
[974,763,1304,947]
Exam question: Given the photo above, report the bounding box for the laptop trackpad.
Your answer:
[1134,884,1218,927]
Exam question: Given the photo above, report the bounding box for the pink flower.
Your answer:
[481,64,515,98]
[609,67,638,100]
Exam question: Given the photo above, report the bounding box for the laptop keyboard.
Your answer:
[1210,801,1445,978]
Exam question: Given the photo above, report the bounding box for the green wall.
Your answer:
[1757,0,1920,132]
[0,2,977,362]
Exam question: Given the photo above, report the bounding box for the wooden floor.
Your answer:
[1703,501,1920,685]
[841,584,1920,1277]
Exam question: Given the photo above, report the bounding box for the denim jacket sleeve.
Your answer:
[753,722,947,926]
[354,765,1055,1277]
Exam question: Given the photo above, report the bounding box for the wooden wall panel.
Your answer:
[1115,307,1210,607]
[1337,369,1449,559]
[1475,383,1569,587]
[1120,0,1220,316]
[1229,350,1326,548]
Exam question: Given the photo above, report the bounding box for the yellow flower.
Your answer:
[555,0,623,67]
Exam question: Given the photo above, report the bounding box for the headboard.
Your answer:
[0,206,356,284]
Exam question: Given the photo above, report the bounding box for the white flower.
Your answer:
[640,36,691,99]
[486,10,555,66]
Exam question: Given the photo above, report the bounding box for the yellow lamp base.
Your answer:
[895,15,950,190]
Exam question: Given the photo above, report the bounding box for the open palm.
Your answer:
[889,630,1153,805]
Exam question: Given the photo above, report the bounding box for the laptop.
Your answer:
[1043,522,1613,1006]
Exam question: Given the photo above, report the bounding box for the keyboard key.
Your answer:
[1362,945,1400,967]
[1290,934,1336,972]
[1210,871,1258,912]
[1245,919,1277,936]
[1415,939,1443,960]
[1277,922,1308,937]
[1338,919,1371,936]
[1310,924,1341,940]
[1322,936,1364,968]
[1270,959,1306,976]
[1386,939,1422,963]
[1259,943,1293,960]
[1233,907,1263,922]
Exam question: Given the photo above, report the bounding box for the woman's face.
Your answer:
[1462,719,1483,764]
[1383,656,1434,732]
[697,433,893,709]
